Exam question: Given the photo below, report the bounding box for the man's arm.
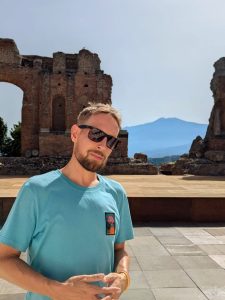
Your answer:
[0,243,120,300]
[114,242,130,273]
[104,242,131,299]
[0,243,56,297]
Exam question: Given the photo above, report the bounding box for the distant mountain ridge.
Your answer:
[123,117,207,158]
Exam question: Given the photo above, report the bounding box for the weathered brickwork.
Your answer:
[0,38,118,157]
[206,58,225,150]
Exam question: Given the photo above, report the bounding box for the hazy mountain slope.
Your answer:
[124,117,207,158]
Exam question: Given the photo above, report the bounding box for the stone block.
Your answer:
[205,151,225,162]
[0,38,21,64]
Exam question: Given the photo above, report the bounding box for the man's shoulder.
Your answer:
[24,169,60,190]
[99,175,126,194]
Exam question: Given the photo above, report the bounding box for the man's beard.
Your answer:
[74,149,108,172]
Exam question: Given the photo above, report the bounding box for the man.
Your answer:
[0,102,134,300]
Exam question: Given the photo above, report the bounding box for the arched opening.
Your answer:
[52,96,66,132]
[0,82,23,156]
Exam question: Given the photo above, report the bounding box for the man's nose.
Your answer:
[97,137,108,148]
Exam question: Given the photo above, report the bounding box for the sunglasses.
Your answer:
[78,125,120,150]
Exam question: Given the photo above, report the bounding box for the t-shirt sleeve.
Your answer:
[0,180,37,252]
[115,188,134,244]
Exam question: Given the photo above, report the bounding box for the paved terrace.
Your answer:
[1,175,225,299]
[2,224,225,299]
[1,174,225,198]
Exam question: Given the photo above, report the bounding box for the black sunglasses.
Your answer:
[78,125,120,150]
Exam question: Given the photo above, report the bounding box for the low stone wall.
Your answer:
[103,163,158,175]
[0,157,70,176]
[2,196,225,225]
[129,196,225,222]
[0,157,158,176]
[0,198,14,225]
[160,156,225,176]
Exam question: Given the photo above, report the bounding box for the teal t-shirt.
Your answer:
[0,169,134,299]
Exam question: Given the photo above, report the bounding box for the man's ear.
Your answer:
[71,124,80,143]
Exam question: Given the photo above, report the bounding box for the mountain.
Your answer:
[123,117,207,158]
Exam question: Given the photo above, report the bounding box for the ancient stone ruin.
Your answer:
[0,38,157,175]
[160,58,225,175]
[0,38,113,157]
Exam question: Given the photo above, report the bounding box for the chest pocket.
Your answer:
[105,212,116,235]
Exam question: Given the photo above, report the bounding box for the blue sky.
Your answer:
[1,0,225,131]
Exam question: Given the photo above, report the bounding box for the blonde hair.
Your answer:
[77,102,122,129]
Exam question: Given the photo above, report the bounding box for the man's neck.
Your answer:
[60,158,99,188]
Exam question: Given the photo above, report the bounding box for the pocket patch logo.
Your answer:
[105,212,116,235]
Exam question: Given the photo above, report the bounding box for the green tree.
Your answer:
[0,117,8,155]
[2,122,21,157]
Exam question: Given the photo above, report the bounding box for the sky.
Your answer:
[1,0,225,132]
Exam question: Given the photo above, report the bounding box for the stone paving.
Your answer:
[2,224,225,299]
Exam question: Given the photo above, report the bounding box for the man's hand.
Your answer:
[51,273,120,300]
[104,272,127,299]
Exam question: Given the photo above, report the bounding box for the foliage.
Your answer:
[0,117,8,155]
[0,118,21,157]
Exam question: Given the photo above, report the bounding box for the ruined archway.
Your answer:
[0,82,23,156]
[0,77,37,157]
[0,39,39,157]
[0,38,113,157]
[0,82,23,131]
[52,95,66,132]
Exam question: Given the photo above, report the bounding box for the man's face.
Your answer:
[71,113,120,172]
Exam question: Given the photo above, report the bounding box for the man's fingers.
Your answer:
[89,285,120,295]
[104,273,119,283]
[66,274,120,299]
[87,285,120,293]
[102,286,121,294]
[101,296,112,300]
[70,273,105,282]
[80,273,106,282]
